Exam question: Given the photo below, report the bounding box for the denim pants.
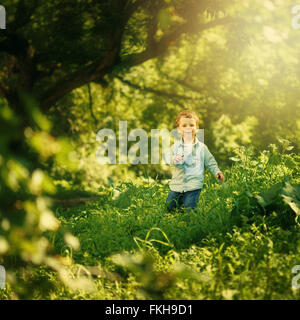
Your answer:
[165,189,201,213]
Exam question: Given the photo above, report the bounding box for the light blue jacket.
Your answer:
[168,137,221,192]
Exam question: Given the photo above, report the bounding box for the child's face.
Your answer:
[177,117,198,140]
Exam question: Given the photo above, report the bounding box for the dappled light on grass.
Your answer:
[22,142,298,300]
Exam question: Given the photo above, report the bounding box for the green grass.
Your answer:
[1,146,300,300]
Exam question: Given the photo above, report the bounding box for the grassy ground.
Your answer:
[1,146,300,300]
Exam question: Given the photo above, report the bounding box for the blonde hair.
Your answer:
[175,110,199,128]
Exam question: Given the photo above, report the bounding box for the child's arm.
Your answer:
[164,143,184,167]
[204,145,224,182]
[172,144,184,167]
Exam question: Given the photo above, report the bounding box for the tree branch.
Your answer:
[159,69,205,93]
[120,16,235,68]
[39,0,142,111]
[87,83,97,127]
[40,13,236,111]
[40,53,116,110]
[115,75,205,102]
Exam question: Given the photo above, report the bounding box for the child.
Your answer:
[165,110,224,213]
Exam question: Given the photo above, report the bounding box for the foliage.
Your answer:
[0,0,234,112]
[1,139,299,299]
[0,0,299,301]
[212,115,258,161]
[0,97,96,299]
[37,0,300,185]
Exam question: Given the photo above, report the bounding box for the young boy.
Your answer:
[165,110,224,213]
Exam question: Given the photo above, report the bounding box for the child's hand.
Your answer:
[174,155,183,163]
[216,172,225,183]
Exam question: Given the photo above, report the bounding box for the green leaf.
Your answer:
[254,182,284,207]
[281,182,300,216]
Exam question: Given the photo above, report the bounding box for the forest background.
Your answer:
[0,0,300,299]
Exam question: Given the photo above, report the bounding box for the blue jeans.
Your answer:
[165,189,201,213]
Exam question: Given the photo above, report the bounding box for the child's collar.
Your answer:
[179,137,200,146]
